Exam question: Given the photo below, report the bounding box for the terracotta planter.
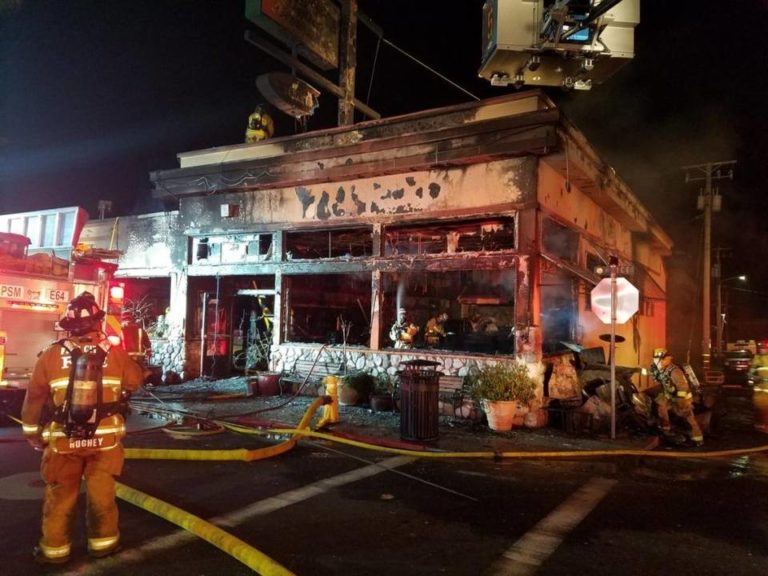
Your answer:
[338,373,374,405]
[481,399,518,431]
[256,372,281,396]
[338,383,360,406]
[370,393,394,412]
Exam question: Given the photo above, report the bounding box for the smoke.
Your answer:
[396,274,407,312]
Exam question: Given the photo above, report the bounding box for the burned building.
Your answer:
[81,91,671,396]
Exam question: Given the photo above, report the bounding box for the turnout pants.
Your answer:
[37,445,124,561]
[655,396,703,441]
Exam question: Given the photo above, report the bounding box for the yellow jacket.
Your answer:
[22,332,143,453]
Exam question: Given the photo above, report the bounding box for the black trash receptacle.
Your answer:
[398,359,441,442]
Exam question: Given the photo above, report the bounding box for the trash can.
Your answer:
[398,359,441,442]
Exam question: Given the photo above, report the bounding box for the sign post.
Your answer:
[590,271,639,439]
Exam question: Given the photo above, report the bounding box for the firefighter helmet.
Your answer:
[59,292,105,335]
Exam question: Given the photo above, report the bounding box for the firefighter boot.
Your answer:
[33,545,70,565]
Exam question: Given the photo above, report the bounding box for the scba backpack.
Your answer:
[47,340,127,453]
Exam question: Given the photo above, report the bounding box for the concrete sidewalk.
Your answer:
[6,377,765,456]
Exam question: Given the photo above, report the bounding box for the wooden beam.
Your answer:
[245,30,379,121]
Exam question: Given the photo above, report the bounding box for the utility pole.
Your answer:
[682,160,735,372]
[714,247,724,357]
[338,0,357,126]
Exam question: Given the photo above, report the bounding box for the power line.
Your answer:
[378,37,481,102]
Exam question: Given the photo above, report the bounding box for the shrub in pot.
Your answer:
[466,360,537,431]
[338,371,375,405]
[369,374,394,412]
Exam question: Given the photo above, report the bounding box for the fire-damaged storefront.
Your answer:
[90,91,671,402]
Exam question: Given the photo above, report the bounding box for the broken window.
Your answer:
[381,269,516,354]
[285,227,372,260]
[284,273,371,345]
[384,217,516,256]
[192,233,273,264]
[540,273,578,354]
[542,217,578,263]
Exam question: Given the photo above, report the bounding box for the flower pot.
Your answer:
[338,372,374,405]
[481,399,518,431]
[256,372,281,396]
[370,393,394,412]
[338,382,360,405]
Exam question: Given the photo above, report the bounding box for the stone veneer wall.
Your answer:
[271,343,544,395]
[148,325,186,378]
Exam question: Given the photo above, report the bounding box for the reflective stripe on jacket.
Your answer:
[21,332,143,453]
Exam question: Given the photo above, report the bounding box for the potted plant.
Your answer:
[338,371,375,405]
[466,360,537,431]
[369,374,395,412]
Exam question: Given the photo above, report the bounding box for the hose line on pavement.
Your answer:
[256,426,768,460]
[124,396,326,462]
[115,481,295,576]
[126,398,768,461]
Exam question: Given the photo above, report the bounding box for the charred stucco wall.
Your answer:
[81,212,188,377]
[179,158,537,232]
[80,211,185,274]
[536,161,667,368]
[538,161,633,259]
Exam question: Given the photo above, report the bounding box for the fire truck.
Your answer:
[0,208,119,424]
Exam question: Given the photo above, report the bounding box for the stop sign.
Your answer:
[590,277,639,324]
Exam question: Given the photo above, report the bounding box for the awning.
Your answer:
[541,251,602,285]
[632,262,667,300]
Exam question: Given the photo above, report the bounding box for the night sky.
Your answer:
[2,1,768,292]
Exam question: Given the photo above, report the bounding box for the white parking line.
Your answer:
[486,476,618,576]
[102,455,416,567]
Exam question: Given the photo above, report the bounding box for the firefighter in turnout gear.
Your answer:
[389,307,418,349]
[650,347,704,447]
[245,104,274,143]
[21,292,143,565]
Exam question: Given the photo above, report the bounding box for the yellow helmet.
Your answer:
[653,347,670,359]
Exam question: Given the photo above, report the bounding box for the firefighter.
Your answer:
[650,347,704,446]
[749,340,768,385]
[389,307,418,349]
[244,104,275,143]
[749,340,768,432]
[21,292,144,565]
[424,312,449,347]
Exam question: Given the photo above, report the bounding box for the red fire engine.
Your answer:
[0,208,118,424]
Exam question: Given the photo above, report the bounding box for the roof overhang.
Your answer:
[151,91,560,200]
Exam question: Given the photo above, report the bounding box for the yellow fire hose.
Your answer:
[255,426,768,460]
[114,481,295,576]
[123,396,325,462]
[110,399,327,574]
[9,395,768,576]
[7,400,324,575]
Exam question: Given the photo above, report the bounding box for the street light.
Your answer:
[716,274,747,355]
